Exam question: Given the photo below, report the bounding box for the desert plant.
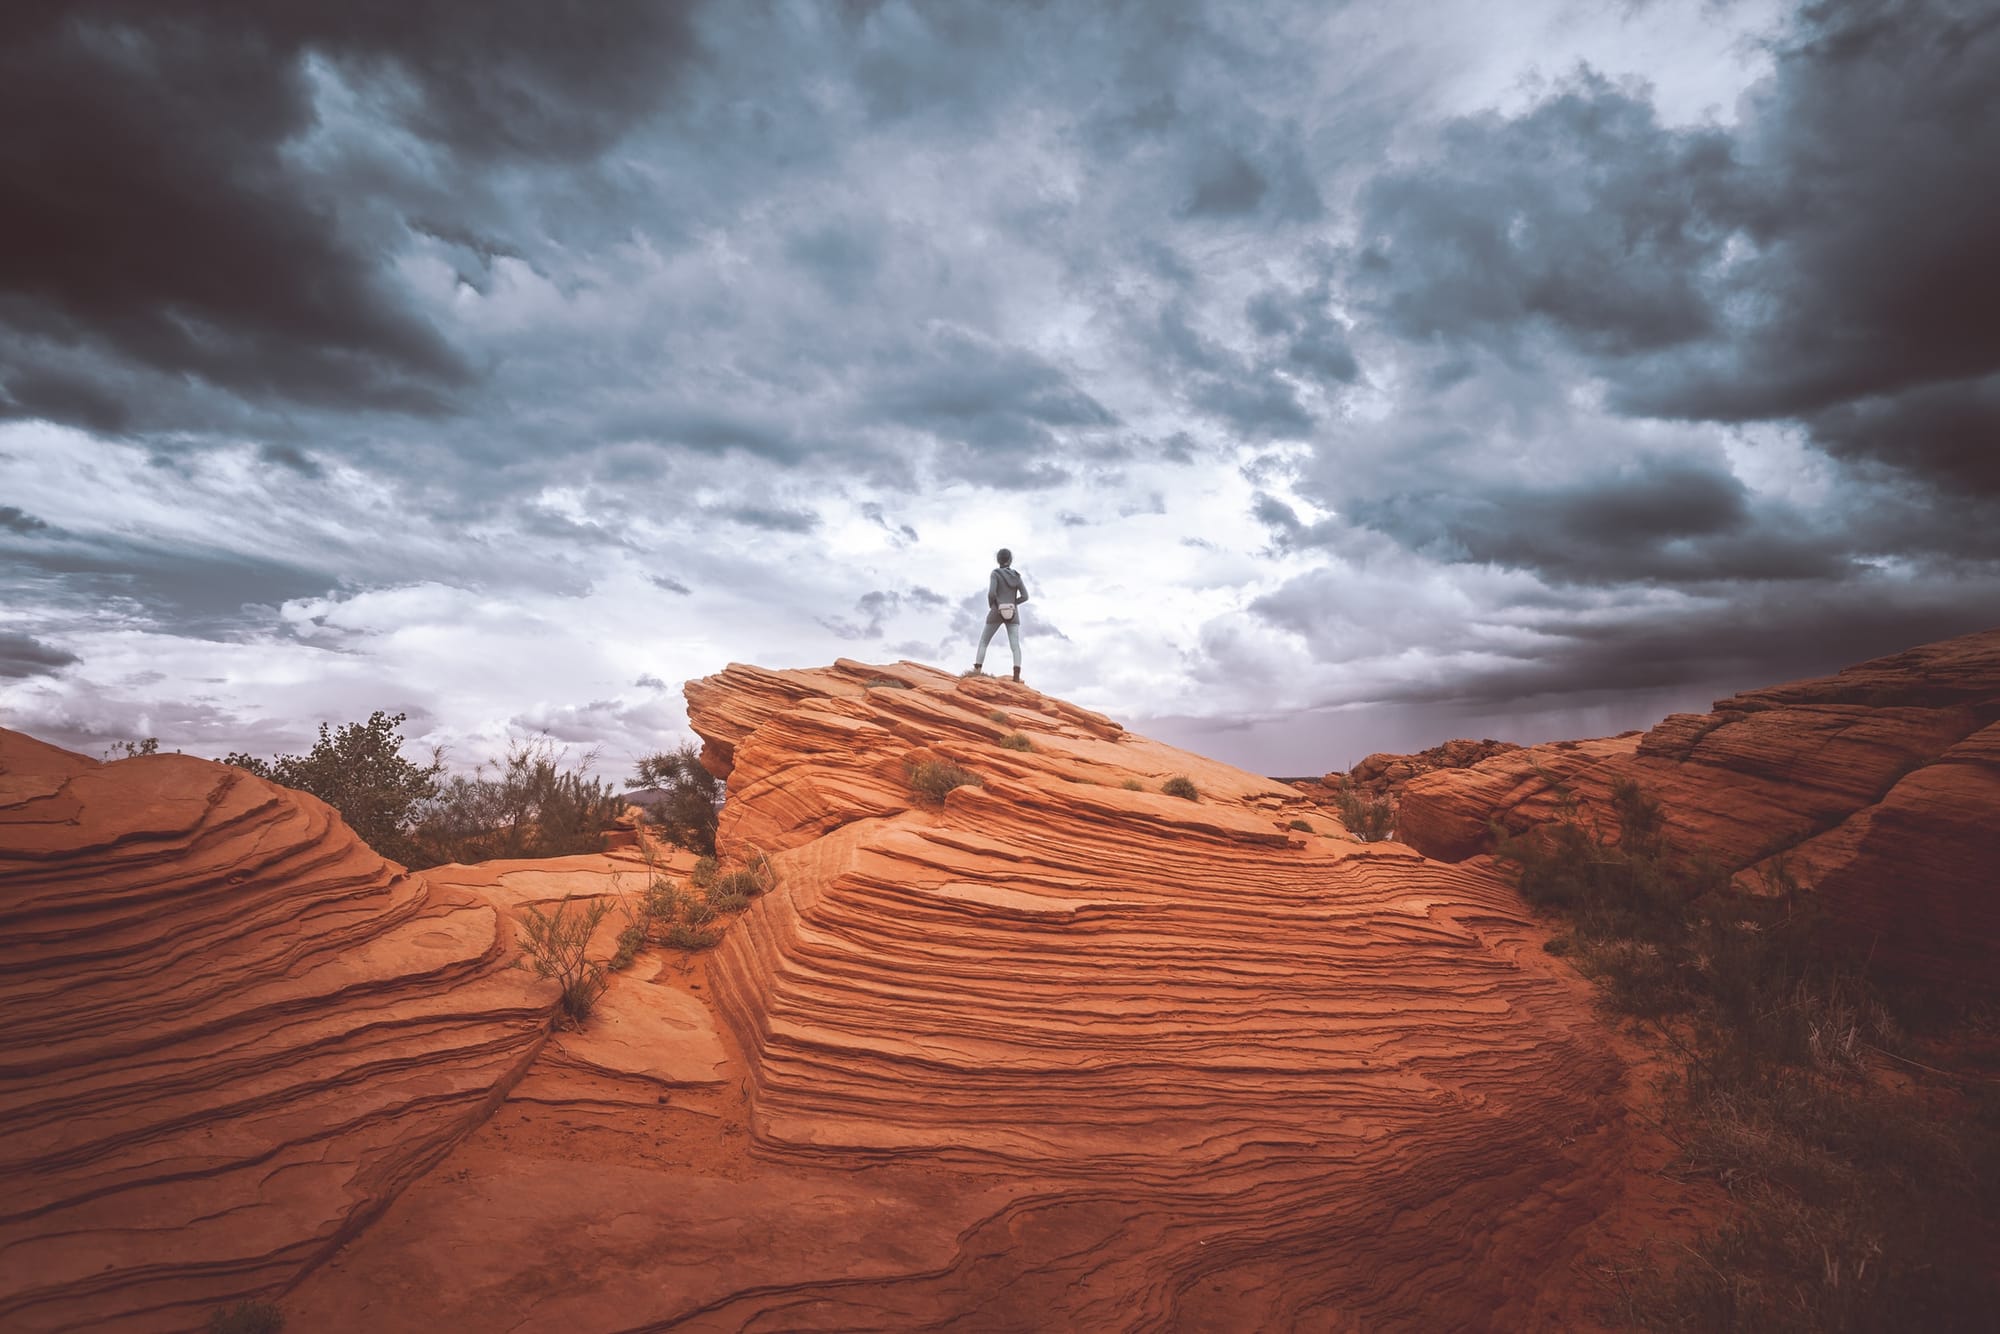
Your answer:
[906,757,981,805]
[105,737,160,759]
[1335,776,1393,842]
[1161,775,1199,801]
[406,737,622,867]
[1288,818,1314,832]
[665,922,722,951]
[1120,778,1145,791]
[630,742,720,856]
[208,1301,284,1334]
[987,709,1010,724]
[690,855,719,889]
[227,711,444,865]
[998,732,1034,752]
[864,678,910,689]
[516,894,613,1025]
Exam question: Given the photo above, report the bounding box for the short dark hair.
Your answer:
[996,547,1012,564]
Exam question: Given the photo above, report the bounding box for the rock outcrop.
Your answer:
[0,732,551,1332]
[5,663,1658,1331]
[1397,628,2000,986]
[664,660,1628,1326]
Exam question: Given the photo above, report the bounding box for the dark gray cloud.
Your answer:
[0,631,78,679]
[0,505,48,534]
[0,1,696,432]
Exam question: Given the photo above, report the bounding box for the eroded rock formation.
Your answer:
[664,661,1628,1326]
[0,732,550,1332]
[1397,627,2000,986]
[7,662,1655,1330]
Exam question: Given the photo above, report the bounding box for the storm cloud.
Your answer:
[2,0,1995,774]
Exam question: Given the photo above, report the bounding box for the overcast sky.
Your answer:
[3,0,1996,778]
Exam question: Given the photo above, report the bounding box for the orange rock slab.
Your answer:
[673,661,1632,1326]
[0,732,551,1332]
[1397,627,2000,985]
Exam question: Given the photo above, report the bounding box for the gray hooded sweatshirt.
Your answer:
[985,566,1028,626]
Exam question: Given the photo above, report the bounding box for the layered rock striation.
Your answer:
[0,732,550,1332]
[1397,628,2000,985]
[672,660,1630,1327]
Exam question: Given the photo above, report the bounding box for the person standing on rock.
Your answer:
[971,547,1029,682]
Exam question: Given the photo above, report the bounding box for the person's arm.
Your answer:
[1014,572,1029,603]
[988,570,1000,607]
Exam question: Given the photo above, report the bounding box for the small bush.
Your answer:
[987,709,1010,724]
[517,894,613,1025]
[105,737,161,759]
[704,874,753,912]
[1335,777,1393,842]
[907,757,981,805]
[408,737,623,867]
[665,922,722,951]
[1287,818,1314,832]
[864,678,910,689]
[1161,775,1199,801]
[998,732,1034,752]
[1120,778,1145,791]
[630,742,720,857]
[690,855,719,889]
[208,1301,284,1334]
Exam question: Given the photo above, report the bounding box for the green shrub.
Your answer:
[998,732,1034,752]
[630,742,720,856]
[704,873,753,912]
[665,922,722,951]
[1161,775,1199,801]
[1120,778,1145,791]
[516,894,613,1025]
[1334,777,1393,842]
[690,855,719,888]
[208,1301,284,1334]
[406,737,623,867]
[987,709,1010,724]
[907,757,980,805]
[226,711,443,866]
[1287,818,1314,832]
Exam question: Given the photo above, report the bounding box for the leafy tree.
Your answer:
[226,712,442,865]
[630,742,720,856]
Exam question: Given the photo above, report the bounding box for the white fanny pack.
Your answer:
[998,603,1016,621]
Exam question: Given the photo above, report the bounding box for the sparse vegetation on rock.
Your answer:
[1161,775,1199,801]
[998,732,1033,752]
[515,894,612,1025]
[1335,776,1393,842]
[105,737,160,759]
[907,756,980,805]
[1500,780,2000,1329]
[1288,818,1314,833]
[630,742,720,856]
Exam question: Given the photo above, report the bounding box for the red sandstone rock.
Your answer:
[1398,627,2000,985]
[273,661,1646,1330]
[0,734,557,1332]
[6,663,1655,1331]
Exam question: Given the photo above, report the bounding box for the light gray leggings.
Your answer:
[976,617,1022,668]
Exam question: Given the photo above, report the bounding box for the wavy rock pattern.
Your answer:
[0,732,549,1332]
[670,660,1629,1327]
[1398,628,2000,985]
